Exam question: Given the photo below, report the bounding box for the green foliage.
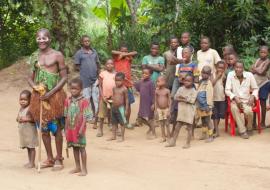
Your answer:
[240,26,270,69]
[0,0,41,68]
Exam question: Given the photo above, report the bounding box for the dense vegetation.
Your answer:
[0,0,269,69]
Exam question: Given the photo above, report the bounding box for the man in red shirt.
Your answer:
[112,44,137,128]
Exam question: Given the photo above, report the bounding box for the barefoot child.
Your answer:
[135,68,156,139]
[197,66,214,142]
[64,78,92,176]
[211,61,226,137]
[112,44,137,128]
[166,74,197,148]
[108,72,129,142]
[17,90,38,168]
[155,76,171,142]
[97,59,116,137]
[250,46,270,128]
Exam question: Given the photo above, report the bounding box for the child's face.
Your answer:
[181,33,190,45]
[259,48,269,59]
[142,69,151,80]
[82,37,90,48]
[150,45,159,56]
[120,47,128,53]
[182,48,191,62]
[228,54,237,66]
[19,94,30,108]
[200,39,210,51]
[235,63,244,77]
[178,72,187,83]
[70,83,82,98]
[105,60,114,72]
[170,39,179,50]
[184,76,193,88]
[115,76,124,87]
[201,70,210,80]
[216,64,225,73]
[156,77,166,88]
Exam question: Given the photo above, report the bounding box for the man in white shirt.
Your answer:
[225,62,258,139]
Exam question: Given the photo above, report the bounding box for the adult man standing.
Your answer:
[225,62,258,139]
[28,28,67,170]
[74,35,100,128]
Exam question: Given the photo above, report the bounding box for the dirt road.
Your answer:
[1,60,270,190]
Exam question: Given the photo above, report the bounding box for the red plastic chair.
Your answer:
[225,96,261,136]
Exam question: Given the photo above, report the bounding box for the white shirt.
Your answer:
[225,71,258,103]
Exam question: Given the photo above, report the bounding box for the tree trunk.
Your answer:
[126,0,141,27]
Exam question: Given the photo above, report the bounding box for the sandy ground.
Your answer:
[1,60,270,190]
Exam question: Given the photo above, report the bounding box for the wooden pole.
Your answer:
[37,100,43,173]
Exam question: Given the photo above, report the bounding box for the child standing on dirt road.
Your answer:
[135,68,156,139]
[155,76,171,142]
[108,72,129,142]
[17,90,38,168]
[64,78,92,176]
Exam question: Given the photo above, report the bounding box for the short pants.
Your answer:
[111,106,127,125]
[127,88,135,104]
[156,108,170,121]
[98,99,111,119]
[259,81,270,100]
[211,101,226,119]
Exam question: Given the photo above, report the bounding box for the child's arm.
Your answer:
[146,64,165,72]
[185,90,197,104]
[167,89,171,117]
[174,89,187,102]
[253,60,270,75]
[151,83,155,111]
[211,72,222,86]
[98,75,106,102]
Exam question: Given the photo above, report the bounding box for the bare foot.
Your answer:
[92,124,97,129]
[165,143,176,147]
[117,138,125,142]
[182,144,190,149]
[205,137,214,143]
[96,132,103,137]
[159,138,166,143]
[107,137,116,141]
[69,168,81,174]
[24,163,30,168]
[78,170,87,176]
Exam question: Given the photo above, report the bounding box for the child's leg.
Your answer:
[24,148,31,168]
[78,147,87,176]
[166,122,181,147]
[69,147,81,174]
[183,124,192,149]
[260,99,267,128]
[213,119,220,137]
[42,131,54,162]
[171,122,176,137]
[149,119,157,137]
[160,120,166,142]
[119,125,125,142]
[165,119,171,140]
[199,117,208,140]
[107,124,117,141]
[97,118,104,137]
[205,116,214,143]
[28,148,36,168]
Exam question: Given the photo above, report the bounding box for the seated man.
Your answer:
[225,62,258,139]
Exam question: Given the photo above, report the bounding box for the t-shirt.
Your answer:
[74,48,100,88]
[175,62,199,77]
[114,55,132,88]
[197,48,221,74]
[213,72,225,101]
[99,70,116,99]
[142,55,165,83]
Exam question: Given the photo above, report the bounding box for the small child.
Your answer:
[17,90,38,168]
[166,74,197,148]
[64,78,92,176]
[197,66,214,142]
[108,72,129,142]
[226,52,238,76]
[135,68,156,139]
[97,59,116,137]
[155,76,171,142]
[251,46,270,128]
[211,61,226,137]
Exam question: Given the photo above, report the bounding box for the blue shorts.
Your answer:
[259,81,270,100]
[128,88,135,104]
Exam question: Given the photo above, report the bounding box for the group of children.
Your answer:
[16,32,270,176]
